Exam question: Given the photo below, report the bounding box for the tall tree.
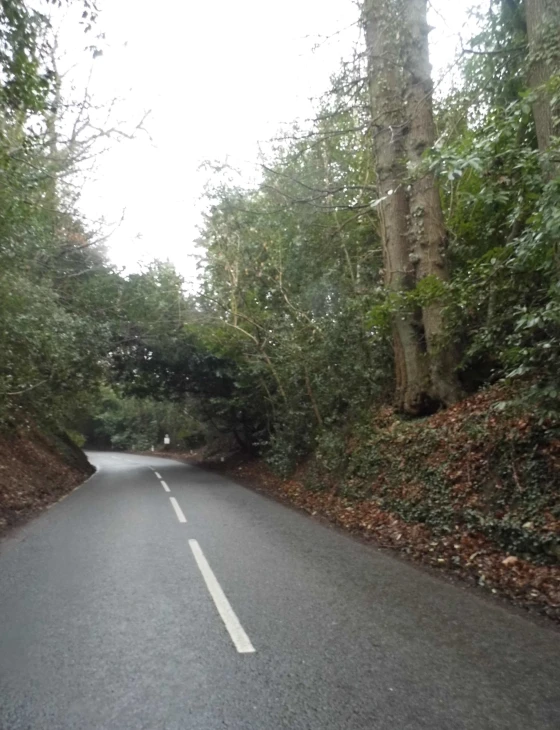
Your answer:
[525,0,560,165]
[363,0,462,414]
[402,0,463,407]
[363,0,430,415]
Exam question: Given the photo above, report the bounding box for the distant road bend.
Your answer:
[0,452,559,729]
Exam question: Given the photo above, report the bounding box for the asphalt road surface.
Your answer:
[1,452,559,730]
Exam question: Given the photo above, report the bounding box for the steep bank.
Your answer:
[0,425,93,538]
[165,387,560,621]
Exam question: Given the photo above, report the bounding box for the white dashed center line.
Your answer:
[154,471,162,479]
[169,496,186,523]
[160,480,170,493]
[188,539,255,654]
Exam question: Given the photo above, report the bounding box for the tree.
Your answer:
[402,0,463,407]
[363,0,462,414]
[525,0,560,167]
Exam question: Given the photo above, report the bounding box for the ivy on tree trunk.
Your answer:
[363,0,462,415]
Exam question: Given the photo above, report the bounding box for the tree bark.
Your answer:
[525,0,560,167]
[402,0,463,405]
[363,0,461,414]
[364,0,431,415]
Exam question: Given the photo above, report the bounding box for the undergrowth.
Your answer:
[300,387,560,564]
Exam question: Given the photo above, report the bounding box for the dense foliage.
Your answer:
[184,0,559,473]
[84,387,205,452]
[0,1,109,427]
[1,0,559,484]
[0,3,202,446]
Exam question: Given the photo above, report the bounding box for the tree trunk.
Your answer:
[525,0,560,166]
[402,0,463,405]
[363,0,431,415]
[363,0,461,414]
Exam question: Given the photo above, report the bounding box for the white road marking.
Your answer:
[169,496,186,523]
[188,539,255,654]
[160,480,171,493]
[154,471,162,479]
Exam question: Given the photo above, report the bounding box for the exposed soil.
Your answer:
[0,425,93,539]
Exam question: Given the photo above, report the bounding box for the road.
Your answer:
[0,452,559,730]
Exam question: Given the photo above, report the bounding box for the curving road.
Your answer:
[0,452,559,729]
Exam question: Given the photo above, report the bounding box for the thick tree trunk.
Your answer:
[402,0,463,405]
[525,0,560,166]
[363,0,461,414]
[364,0,431,414]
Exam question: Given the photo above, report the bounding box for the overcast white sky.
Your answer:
[52,0,473,285]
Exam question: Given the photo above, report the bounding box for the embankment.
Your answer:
[163,387,560,621]
[0,425,93,538]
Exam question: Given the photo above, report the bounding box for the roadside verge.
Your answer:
[152,448,560,624]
